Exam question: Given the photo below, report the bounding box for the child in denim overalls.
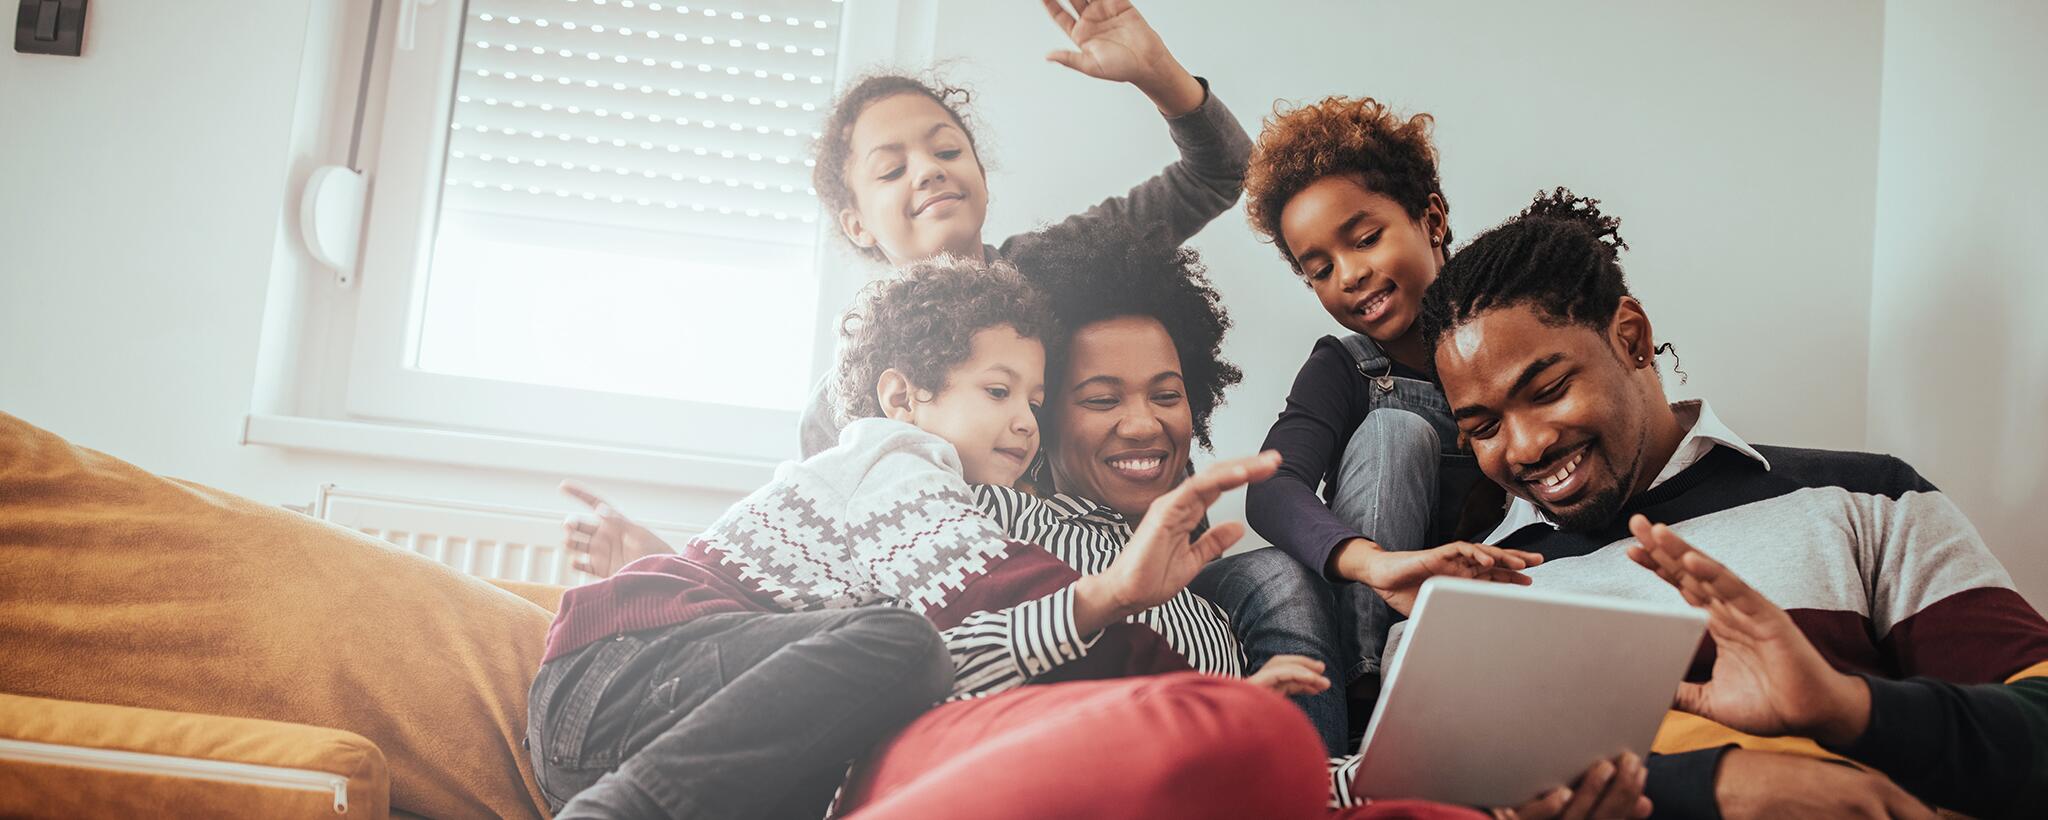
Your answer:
[1240,96,1543,737]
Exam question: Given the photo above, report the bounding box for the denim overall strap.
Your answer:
[1335,333,1400,402]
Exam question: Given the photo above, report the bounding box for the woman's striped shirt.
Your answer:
[974,486,1247,680]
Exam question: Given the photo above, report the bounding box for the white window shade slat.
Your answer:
[443,0,844,244]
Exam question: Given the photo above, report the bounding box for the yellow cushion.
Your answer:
[0,692,389,818]
[1651,710,1846,761]
[0,412,550,818]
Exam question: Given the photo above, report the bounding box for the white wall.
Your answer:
[1868,1,2048,609]
[0,1,742,527]
[930,0,1885,546]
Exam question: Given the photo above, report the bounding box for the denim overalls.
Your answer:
[1329,333,1490,681]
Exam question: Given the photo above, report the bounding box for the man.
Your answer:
[1414,188,2048,819]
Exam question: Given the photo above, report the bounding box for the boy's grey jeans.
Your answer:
[528,607,953,820]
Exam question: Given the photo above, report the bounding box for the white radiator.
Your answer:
[312,485,706,586]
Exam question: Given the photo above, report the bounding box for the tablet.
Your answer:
[1350,577,1708,807]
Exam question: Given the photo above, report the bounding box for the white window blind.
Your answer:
[444,0,842,240]
[395,0,850,416]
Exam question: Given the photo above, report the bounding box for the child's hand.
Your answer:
[561,481,673,578]
[1358,542,1544,616]
[1039,0,1205,116]
[1247,654,1330,697]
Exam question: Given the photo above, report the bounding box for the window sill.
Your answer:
[241,414,778,494]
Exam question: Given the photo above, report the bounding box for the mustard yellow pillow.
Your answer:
[0,412,550,818]
[0,691,390,818]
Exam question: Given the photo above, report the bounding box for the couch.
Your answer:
[0,412,567,818]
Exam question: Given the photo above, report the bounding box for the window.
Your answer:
[320,0,931,465]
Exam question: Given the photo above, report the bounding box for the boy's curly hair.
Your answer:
[832,257,1053,426]
[1007,224,1242,449]
[1244,96,1450,273]
[811,72,982,262]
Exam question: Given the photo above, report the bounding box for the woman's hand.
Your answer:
[1038,0,1205,116]
[560,481,673,578]
[1247,654,1331,697]
[1494,752,1652,820]
[1349,541,1545,615]
[1073,451,1281,632]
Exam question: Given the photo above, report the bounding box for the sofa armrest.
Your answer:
[0,692,389,819]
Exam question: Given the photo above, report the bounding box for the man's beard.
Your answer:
[1543,433,1644,532]
[1546,481,1629,532]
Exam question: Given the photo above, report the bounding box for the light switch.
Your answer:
[15,0,85,56]
[33,0,56,40]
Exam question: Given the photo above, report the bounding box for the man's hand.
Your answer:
[1624,515,1871,746]
[1074,451,1281,632]
[1713,749,1932,820]
[1037,0,1205,115]
[1340,539,1545,615]
[1247,654,1330,697]
[560,481,672,578]
[1494,752,1652,820]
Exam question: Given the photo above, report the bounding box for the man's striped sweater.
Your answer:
[1482,440,2048,819]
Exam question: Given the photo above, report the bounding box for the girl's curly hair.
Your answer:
[1007,224,1242,449]
[811,72,982,263]
[832,257,1053,426]
[1245,96,1450,274]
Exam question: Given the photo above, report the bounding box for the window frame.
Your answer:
[310,0,935,468]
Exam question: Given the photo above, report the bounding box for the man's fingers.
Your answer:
[1628,545,1691,591]
[1651,523,1778,622]
[1585,754,1643,820]
[1511,786,1571,820]
[1877,781,1937,820]
[1559,758,1615,820]
[1672,681,1709,716]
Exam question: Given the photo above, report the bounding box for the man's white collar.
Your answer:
[1480,399,1771,543]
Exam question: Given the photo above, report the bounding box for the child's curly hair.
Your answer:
[1244,96,1450,273]
[832,257,1053,426]
[1007,224,1242,449]
[811,72,983,263]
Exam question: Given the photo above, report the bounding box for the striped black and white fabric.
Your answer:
[975,484,1374,808]
[975,485,1246,679]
